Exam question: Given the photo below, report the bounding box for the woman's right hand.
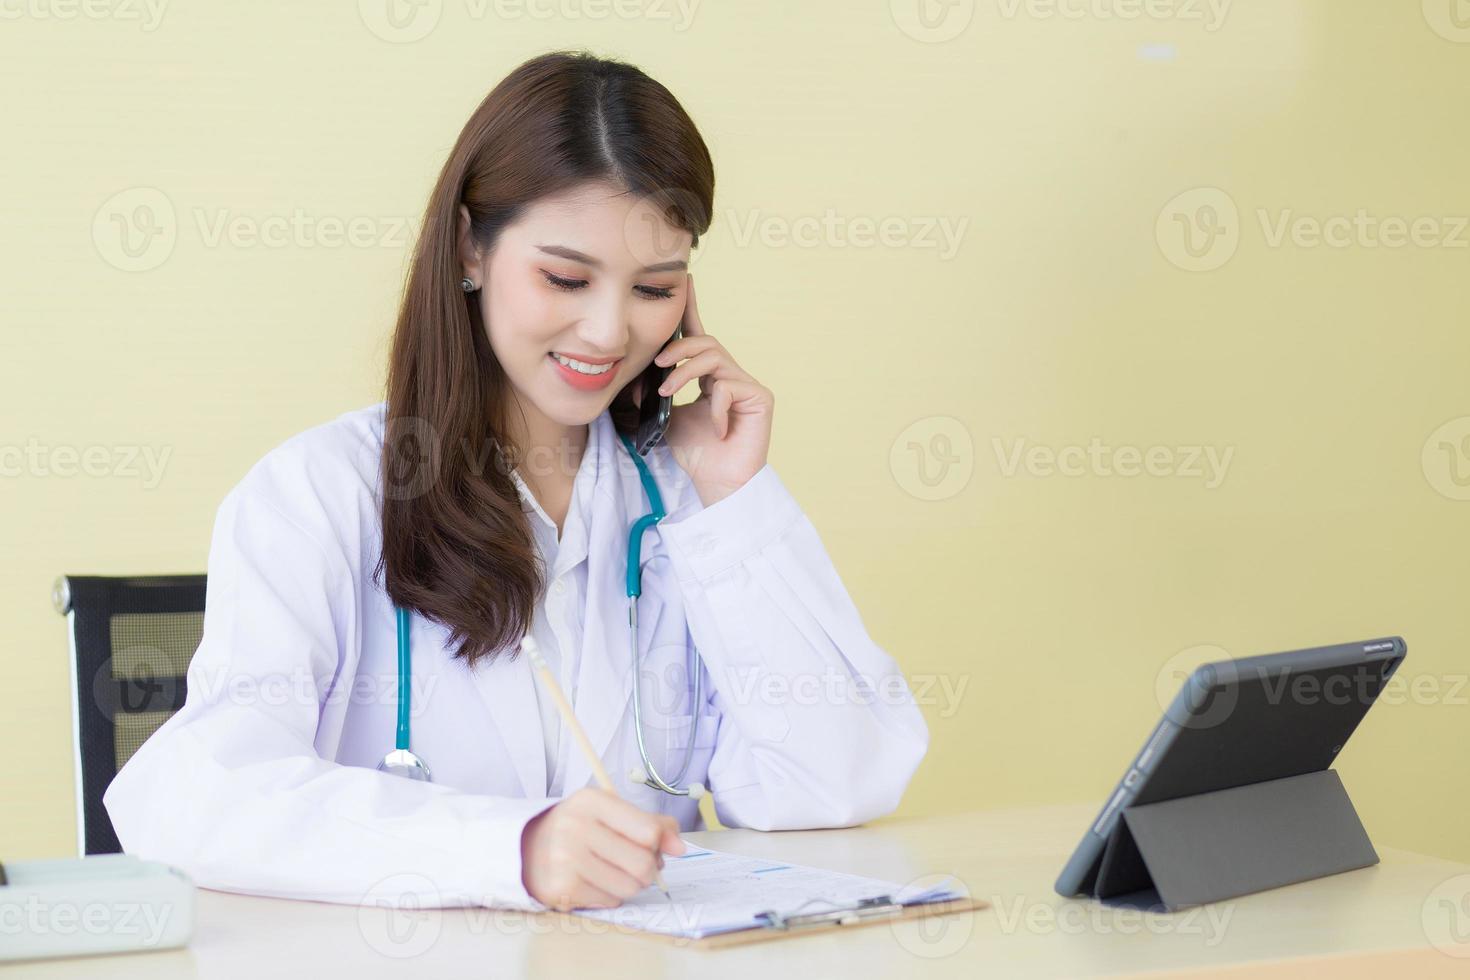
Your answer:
[520,787,686,910]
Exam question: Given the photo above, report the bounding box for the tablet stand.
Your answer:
[1089,769,1379,911]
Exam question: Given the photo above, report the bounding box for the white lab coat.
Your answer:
[104,403,929,910]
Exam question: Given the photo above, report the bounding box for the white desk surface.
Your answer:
[15,803,1470,979]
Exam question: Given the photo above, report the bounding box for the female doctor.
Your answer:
[104,50,929,913]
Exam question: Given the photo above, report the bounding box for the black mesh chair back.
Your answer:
[54,574,207,855]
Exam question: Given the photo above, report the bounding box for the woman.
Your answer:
[104,50,928,912]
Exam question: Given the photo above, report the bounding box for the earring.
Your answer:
[460,277,478,293]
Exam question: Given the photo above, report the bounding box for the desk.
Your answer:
[17,803,1470,979]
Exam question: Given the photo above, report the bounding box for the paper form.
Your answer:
[570,842,965,939]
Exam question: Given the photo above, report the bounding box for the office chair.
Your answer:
[53,574,207,855]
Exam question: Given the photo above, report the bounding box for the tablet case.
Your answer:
[1089,769,1379,911]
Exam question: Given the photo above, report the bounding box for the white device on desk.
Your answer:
[0,853,194,962]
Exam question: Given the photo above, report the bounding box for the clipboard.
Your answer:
[534,893,990,950]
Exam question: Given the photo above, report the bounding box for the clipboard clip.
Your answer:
[753,895,904,931]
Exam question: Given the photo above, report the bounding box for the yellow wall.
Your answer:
[3,3,1467,865]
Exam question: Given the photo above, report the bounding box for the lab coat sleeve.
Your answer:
[103,466,559,910]
[657,463,929,830]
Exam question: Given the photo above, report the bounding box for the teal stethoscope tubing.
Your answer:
[382,432,703,795]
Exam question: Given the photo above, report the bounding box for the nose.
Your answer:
[576,296,631,355]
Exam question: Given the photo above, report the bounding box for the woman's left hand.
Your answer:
[654,273,774,507]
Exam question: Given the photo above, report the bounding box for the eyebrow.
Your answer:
[535,244,687,274]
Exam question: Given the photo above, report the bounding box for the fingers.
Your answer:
[707,378,774,439]
[522,789,687,910]
[584,821,663,888]
[587,791,681,851]
[585,789,671,849]
[658,816,686,856]
[563,877,622,910]
[658,348,723,397]
[575,848,650,902]
[716,379,741,438]
[654,337,722,371]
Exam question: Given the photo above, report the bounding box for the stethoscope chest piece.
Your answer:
[378,748,432,782]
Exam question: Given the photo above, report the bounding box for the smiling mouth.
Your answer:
[549,352,620,375]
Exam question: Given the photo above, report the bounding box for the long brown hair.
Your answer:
[376,50,715,668]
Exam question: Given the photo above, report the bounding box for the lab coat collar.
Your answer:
[506,417,602,580]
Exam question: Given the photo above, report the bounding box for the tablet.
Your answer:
[1054,636,1406,899]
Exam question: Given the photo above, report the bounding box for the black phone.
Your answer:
[631,323,682,456]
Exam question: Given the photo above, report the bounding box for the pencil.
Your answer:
[521,633,672,899]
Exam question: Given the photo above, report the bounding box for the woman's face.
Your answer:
[460,179,692,440]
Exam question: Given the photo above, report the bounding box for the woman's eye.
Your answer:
[542,270,674,300]
[541,270,587,292]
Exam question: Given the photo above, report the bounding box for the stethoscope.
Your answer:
[378,431,706,799]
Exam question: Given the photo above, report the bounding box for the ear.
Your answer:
[457,204,481,284]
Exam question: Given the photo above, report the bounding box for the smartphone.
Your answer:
[631,323,682,456]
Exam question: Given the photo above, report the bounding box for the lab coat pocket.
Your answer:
[663,707,719,755]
